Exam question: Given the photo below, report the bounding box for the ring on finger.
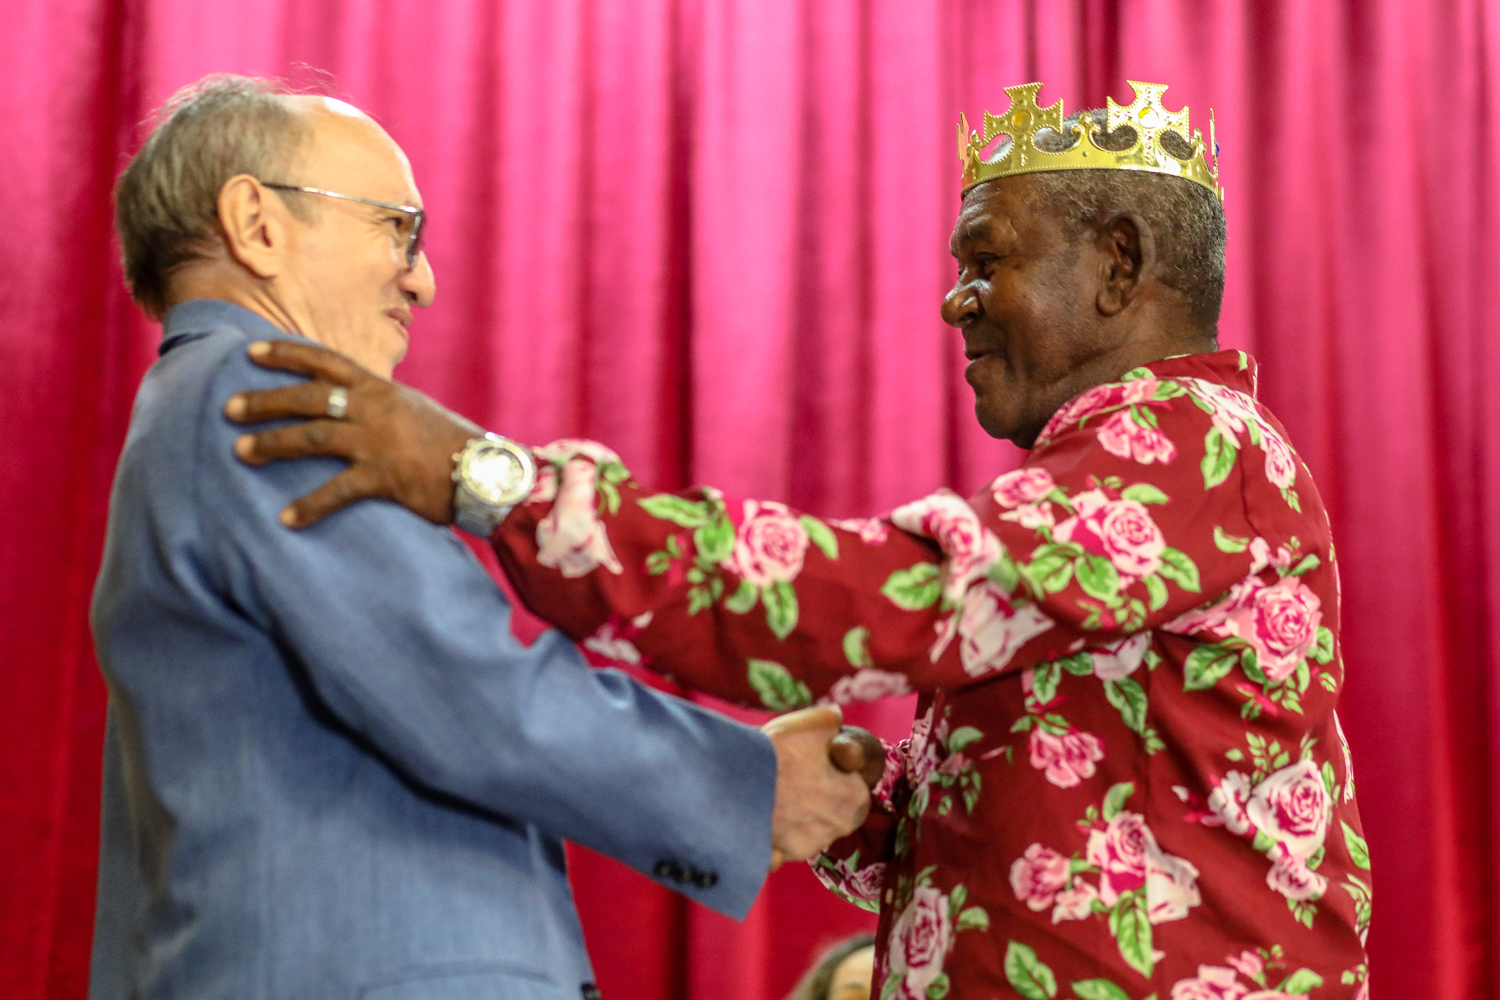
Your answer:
[326,386,349,420]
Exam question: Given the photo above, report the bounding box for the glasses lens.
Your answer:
[407,212,426,268]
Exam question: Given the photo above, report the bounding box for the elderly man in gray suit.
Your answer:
[90,76,871,1000]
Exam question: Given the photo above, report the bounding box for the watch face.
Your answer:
[462,444,533,505]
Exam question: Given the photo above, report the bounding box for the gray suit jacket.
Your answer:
[90,300,777,999]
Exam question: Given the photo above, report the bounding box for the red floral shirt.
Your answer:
[491,351,1370,1000]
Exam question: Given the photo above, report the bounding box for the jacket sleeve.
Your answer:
[197,342,776,919]
[490,373,1265,712]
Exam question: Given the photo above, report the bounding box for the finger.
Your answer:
[761,703,843,737]
[234,420,360,465]
[279,467,381,528]
[246,339,370,385]
[225,381,345,425]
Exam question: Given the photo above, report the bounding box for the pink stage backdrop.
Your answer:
[5,1,1499,997]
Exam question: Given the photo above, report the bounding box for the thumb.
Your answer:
[761,703,843,738]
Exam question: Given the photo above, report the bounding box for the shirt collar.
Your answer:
[1142,349,1258,396]
[159,299,289,357]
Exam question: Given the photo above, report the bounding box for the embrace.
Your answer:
[95,74,1371,999]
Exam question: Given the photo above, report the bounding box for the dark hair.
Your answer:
[114,74,315,319]
[784,933,876,1000]
[987,107,1228,334]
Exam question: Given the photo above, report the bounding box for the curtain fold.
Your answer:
[3,2,1495,997]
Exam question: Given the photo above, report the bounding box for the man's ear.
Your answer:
[1094,213,1156,317]
[216,175,285,280]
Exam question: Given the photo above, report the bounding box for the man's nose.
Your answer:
[941,279,980,328]
[401,251,436,308]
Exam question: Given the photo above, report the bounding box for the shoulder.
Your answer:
[1030,372,1219,472]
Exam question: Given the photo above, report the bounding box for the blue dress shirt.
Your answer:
[89,300,777,1000]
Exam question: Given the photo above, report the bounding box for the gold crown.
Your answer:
[958,81,1222,201]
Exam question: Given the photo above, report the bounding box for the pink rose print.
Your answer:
[1097,409,1179,465]
[1222,575,1322,683]
[828,516,891,545]
[1170,965,1250,1000]
[1146,847,1202,924]
[828,668,911,704]
[1038,377,1160,443]
[886,885,953,999]
[1091,633,1150,681]
[1186,378,1261,440]
[1245,759,1330,860]
[902,710,944,789]
[580,612,653,666]
[1262,429,1297,490]
[1265,843,1328,901]
[1163,576,1265,637]
[1206,771,1254,834]
[528,463,559,503]
[991,466,1056,508]
[1086,811,1152,904]
[534,438,623,467]
[727,500,809,587]
[1009,843,1072,912]
[1226,950,1264,980]
[1028,727,1104,789]
[536,458,624,578]
[891,489,1001,602]
[871,740,904,810]
[1243,993,1304,1000]
[1054,491,1167,580]
[957,582,1053,676]
[1050,880,1099,923]
[998,502,1057,531]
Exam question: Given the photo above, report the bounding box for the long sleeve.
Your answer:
[195,340,777,919]
[491,369,1263,714]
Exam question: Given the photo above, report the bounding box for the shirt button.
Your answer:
[692,870,719,889]
[654,860,684,882]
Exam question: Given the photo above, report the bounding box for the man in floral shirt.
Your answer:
[228,96,1370,998]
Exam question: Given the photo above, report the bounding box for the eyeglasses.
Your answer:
[261,182,427,269]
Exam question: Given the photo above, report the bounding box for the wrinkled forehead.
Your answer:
[948,176,1041,255]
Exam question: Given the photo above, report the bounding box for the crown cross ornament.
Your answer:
[957,81,1222,201]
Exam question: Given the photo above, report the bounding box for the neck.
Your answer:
[164,263,309,338]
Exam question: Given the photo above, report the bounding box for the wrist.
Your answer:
[450,433,538,537]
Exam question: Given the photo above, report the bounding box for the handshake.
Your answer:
[763,705,886,871]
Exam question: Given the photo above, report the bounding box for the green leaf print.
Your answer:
[954,906,989,931]
[1108,892,1154,977]
[1144,574,1168,611]
[1070,980,1133,1000]
[724,579,758,613]
[925,972,951,999]
[637,494,713,528]
[1342,821,1371,870]
[693,515,735,564]
[1276,970,1324,994]
[1102,782,1135,822]
[1287,553,1320,576]
[1156,547,1201,593]
[800,515,839,560]
[881,563,942,610]
[843,626,873,668]
[599,460,631,484]
[1004,941,1058,1000]
[747,658,811,711]
[1031,661,1063,705]
[1028,543,1078,593]
[1312,625,1335,664]
[948,726,984,753]
[1076,556,1121,601]
[1213,525,1250,553]
[1322,761,1338,799]
[1183,641,1241,690]
[763,581,799,640]
[1103,678,1148,736]
[1201,426,1238,489]
[989,551,1022,594]
[1058,651,1095,676]
[1120,483,1169,505]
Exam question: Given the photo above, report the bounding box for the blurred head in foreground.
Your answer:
[786,934,876,1000]
[115,75,434,377]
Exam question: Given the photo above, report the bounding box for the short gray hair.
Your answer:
[115,75,314,318]
[1013,108,1228,333]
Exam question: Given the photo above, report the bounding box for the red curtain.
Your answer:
[5,1,1499,997]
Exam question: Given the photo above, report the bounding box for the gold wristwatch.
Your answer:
[451,433,537,537]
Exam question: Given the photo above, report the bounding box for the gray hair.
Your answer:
[1014,108,1227,333]
[114,75,315,318]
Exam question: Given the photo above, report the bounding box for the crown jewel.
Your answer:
[958,81,1222,201]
